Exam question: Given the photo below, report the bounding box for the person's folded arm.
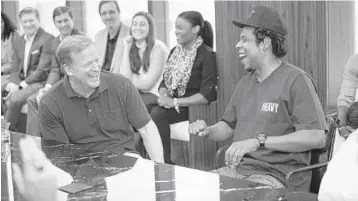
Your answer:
[132,44,168,91]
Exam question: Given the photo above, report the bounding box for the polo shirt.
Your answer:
[220,62,328,191]
[102,27,120,72]
[39,71,151,154]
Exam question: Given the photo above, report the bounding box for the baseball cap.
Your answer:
[232,6,287,36]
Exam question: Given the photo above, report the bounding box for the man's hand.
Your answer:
[36,86,51,104]
[189,120,210,137]
[225,139,260,167]
[157,96,175,108]
[338,125,355,139]
[12,137,58,201]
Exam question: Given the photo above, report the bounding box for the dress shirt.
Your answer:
[102,27,120,72]
[23,33,36,77]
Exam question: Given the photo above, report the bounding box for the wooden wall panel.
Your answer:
[148,0,170,46]
[66,0,86,33]
[1,0,19,27]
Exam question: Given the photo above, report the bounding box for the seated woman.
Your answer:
[120,11,169,112]
[1,12,18,115]
[1,12,18,90]
[150,11,218,164]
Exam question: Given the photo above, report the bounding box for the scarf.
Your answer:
[163,36,203,97]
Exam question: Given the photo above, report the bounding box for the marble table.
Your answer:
[1,132,318,201]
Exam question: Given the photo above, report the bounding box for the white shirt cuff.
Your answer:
[19,81,28,89]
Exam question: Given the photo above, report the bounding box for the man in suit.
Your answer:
[3,7,54,131]
[94,0,130,74]
[26,6,85,136]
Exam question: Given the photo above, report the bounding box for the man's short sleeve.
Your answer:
[220,84,240,130]
[39,95,70,143]
[290,73,328,131]
[123,79,151,129]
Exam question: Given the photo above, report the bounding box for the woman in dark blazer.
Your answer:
[150,11,218,164]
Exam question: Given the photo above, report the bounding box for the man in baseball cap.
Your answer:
[189,5,327,191]
[232,5,287,36]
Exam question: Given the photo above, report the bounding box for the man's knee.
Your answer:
[7,94,24,109]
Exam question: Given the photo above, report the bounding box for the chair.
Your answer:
[215,115,338,193]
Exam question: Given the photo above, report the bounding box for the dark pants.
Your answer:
[150,106,188,164]
[3,83,43,131]
[26,92,41,136]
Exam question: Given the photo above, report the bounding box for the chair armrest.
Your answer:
[216,145,229,169]
[284,161,329,191]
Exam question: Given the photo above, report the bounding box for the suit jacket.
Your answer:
[46,28,85,86]
[94,24,130,74]
[10,28,54,85]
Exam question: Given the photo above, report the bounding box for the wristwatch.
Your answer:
[255,133,267,148]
